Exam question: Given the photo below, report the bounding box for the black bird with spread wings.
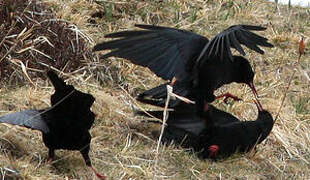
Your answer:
[93,24,273,110]
[136,55,253,108]
[0,71,105,179]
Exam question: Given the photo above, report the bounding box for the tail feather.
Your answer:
[93,33,158,51]
[135,24,171,30]
[135,110,164,119]
[137,82,191,108]
[104,30,154,38]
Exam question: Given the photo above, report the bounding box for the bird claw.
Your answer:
[91,166,106,179]
[217,93,242,104]
[46,157,54,165]
[223,96,242,104]
[204,103,210,111]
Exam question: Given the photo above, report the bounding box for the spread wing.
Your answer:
[197,25,274,66]
[93,24,208,81]
[0,110,49,133]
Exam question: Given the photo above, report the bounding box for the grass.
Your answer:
[0,0,310,179]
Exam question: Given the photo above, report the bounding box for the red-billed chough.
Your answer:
[136,102,241,149]
[93,24,273,110]
[137,101,273,159]
[0,71,105,179]
[136,55,253,108]
[195,101,274,159]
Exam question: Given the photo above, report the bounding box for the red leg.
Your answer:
[81,147,106,179]
[204,103,209,111]
[170,77,177,86]
[216,93,242,103]
[47,157,54,164]
[90,166,106,179]
[47,149,55,164]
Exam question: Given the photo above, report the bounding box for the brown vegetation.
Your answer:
[0,0,309,179]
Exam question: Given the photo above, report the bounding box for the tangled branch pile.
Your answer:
[0,0,93,85]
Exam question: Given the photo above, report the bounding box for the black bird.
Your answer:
[93,24,273,110]
[136,102,241,150]
[195,101,274,159]
[136,55,252,108]
[137,101,273,159]
[137,103,205,136]
[0,71,105,179]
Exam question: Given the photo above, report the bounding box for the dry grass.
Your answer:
[0,0,310,179]
[0,0,95,86]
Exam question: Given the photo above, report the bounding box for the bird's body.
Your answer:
[137,103,240,142]
[94,24,273,109]
[195,102,274,159]
[137,103,205,135]
[137,56,253,108]
[0,71,105,179]
[138,101,273,159]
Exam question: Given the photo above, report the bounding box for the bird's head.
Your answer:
[233,56,254,84]
[254,100,274,142]
[254,100,273,122]
[233,56,261,104]
[47,70,95,111]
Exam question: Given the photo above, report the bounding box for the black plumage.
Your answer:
[136,103,240,145]
[137,101,274,159]
[195,101,274,159]
[137,103,205,136]
[0,71,105,179]
[136,56,254,108]
[93,24,273,109]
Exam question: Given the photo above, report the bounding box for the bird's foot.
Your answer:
[90,166,106,179]
[46,157,54,165]
[170,77,177,86]
[216,93,242,103]
[204,103,209,111]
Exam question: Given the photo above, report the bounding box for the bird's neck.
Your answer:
[256,111,274,139]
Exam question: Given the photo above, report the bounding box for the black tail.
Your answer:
[136,110,165,120]
[137,82,191,108]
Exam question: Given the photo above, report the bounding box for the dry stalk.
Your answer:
[153,85,172,179]
[275,36,306,122]
[153,85,195,179]
[274,69,296,122]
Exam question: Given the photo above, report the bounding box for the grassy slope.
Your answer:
[0,0,310,179]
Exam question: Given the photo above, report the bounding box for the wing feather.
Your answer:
[0,110,49,133]
[94,24,208,81]
[198,24,273,66]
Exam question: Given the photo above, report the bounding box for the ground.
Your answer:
[0,0,310,179]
